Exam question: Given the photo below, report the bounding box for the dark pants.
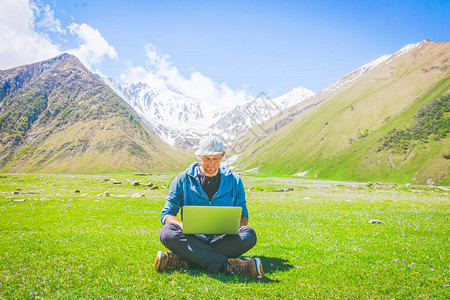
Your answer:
[159,222,257,274]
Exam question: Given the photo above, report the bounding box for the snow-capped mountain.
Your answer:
[225,40,439,159]
[324,40,432,94]
[208,87,315,145]
[100,76,314,152]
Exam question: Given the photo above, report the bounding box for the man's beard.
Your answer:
[202,165,218,176]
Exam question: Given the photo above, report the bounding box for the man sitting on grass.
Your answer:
[154,135,263,278]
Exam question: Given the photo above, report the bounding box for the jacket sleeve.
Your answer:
[160,173,184,225]
[234,177,249,219]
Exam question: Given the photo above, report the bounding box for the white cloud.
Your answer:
[67,23,118,69]
[0,0,116,71]
[0,0,61,70]
[31,2,65,34]
[0,1,245,108]
[121,63,168,91]
[122,44,251,107]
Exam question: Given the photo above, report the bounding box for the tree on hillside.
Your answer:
[378,94,450,153]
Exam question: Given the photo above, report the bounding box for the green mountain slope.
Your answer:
[234,40,450,185]
[0,54,193,174]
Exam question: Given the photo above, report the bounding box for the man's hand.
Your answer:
[240,215,248,227]
[165,215,183,229]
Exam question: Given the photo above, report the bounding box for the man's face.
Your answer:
[200,152,225,176]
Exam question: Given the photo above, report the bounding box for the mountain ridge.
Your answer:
[0,54,193,174]
[233,40,450,185]
[228,40,437,157]
[100,76,314,152]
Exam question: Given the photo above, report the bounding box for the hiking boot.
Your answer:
[226,257,264,278]
[154,251,188,271]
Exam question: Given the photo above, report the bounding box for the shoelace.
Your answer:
[228,260,252,276]
[166,254,186,269]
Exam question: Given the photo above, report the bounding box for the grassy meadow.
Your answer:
[0,174,449,299]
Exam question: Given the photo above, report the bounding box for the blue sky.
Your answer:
[1,0,449,104]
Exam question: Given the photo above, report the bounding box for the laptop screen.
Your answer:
[182,206,242,234]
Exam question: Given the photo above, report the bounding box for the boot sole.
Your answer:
[154,251,164,271]
[253,258,264,277]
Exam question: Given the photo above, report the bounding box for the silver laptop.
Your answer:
[182,206,242,234]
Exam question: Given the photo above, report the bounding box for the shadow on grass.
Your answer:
[183,256,293,284]
[259,256,294,275]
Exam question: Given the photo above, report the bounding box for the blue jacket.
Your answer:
[160,161,248,225]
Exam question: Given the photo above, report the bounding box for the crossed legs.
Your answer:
[159,222,257,274]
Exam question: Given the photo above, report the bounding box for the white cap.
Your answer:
[196,136,224,155]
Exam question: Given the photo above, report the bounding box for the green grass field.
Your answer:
[0,174,448,299]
